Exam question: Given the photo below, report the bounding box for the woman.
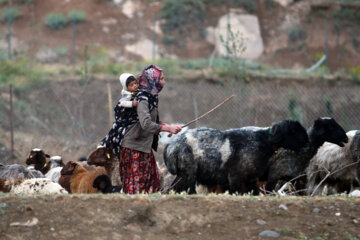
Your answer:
[119,65,182,194]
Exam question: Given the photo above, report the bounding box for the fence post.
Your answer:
[9,84,14,156]
[107,82,113,128]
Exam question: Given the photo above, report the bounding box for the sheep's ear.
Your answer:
[45,154,51,158]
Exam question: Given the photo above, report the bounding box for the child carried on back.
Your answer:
[99,73,139,156]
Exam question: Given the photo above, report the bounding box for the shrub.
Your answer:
[2,7,20,24]
[68,10,86,23]
[162,36,176,45]
[288,26,307,42]
[15,0,33,4]
[44,13,68,30]
[160,0,206,34]
[332,8,360,22]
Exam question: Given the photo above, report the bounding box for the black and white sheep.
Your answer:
[0,178,68,194]
[263,117,348,194]
[306,130,360,195]
[164,119,309,195]
[93,174,122,193]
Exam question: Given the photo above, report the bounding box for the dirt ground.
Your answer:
[0,194,360,240]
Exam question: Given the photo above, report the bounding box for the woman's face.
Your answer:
[159,74,166,86]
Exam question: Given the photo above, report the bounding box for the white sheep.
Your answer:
[45,156,65,183]
[307,130,360,195]
[0,178,68,194]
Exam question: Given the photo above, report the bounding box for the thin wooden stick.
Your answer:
[183,94,236,127]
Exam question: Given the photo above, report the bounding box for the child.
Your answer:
[118,73,139,108]
[99,73,140,156]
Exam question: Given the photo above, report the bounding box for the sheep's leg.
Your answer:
[265,178,278,193]
[228,173,244,195]
[246,180,260,195]
[172,175,196,194]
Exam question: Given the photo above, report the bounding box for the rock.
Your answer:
[10,217,39,227]
[259,230,280,238]
[256,219,266,225]
[279,204,288,210]
[125,38,156,60]
[313,208,320,213]
[274,0,293,7]
[349,190,360,197]
[205,10,264,60]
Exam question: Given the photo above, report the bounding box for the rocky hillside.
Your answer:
[0,0,359,72]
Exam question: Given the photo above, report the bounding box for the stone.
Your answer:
[259,230,280,238]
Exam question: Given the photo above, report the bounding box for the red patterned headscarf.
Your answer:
[138,65,164,96]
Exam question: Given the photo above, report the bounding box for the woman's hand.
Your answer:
[160,124,182,137]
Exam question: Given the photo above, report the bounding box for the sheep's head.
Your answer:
[49,156,65,168]
[309,117,348,147]
[25,148,50,169]
[271,120,309,152]
[60,161,79,175]
[87,147,116,166]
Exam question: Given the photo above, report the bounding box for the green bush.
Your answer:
[160,0,206,34]
[68,10,86,23]
[332,8,360,22]
[2,7,20,23]
[44,13,68,30]
[15,0,33,4]
[288,26,307,42]
[162,36,176,45]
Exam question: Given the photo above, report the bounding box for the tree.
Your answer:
[68,10,86,64]
[2,6,20,59]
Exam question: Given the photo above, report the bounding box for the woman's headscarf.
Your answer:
[138,65,164,96]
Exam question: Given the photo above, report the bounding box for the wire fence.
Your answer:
[0,77,360,162]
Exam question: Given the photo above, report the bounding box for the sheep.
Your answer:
[58,158,97,193]
[0,178,68,194]
[0,164,45,179]
[45,156,65,183]
[306,130,360,195]
[93,174,122,193]
[87,146,121,186]
[164,119,309,195]
[263,117,348,194]
[60,160,107,193]
[25,148,51,174]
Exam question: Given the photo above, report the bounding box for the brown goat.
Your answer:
[61,160,107,194]
[87,147,121,186]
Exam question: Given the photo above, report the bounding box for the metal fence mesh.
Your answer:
[0,78,359,162]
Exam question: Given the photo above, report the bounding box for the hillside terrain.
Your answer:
[0,0,359,72]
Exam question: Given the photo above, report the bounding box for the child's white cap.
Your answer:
[119,73,135,90]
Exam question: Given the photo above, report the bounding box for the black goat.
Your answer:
[263,117,348,194]
[164,119,309,195]
[93,174,122,194]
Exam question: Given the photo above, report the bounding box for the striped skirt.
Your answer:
[119,147,160,194]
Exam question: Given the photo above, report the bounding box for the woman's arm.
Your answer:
[137,100,161,134]
[137,100,182,136]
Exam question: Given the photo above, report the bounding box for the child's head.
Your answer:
[119,73,138,92]
[126,76,138,92]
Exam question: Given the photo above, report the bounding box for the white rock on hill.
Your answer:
[125,38,155,60]
[206,10,264,60]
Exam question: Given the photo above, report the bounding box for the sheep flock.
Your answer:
[1,117,359,197]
